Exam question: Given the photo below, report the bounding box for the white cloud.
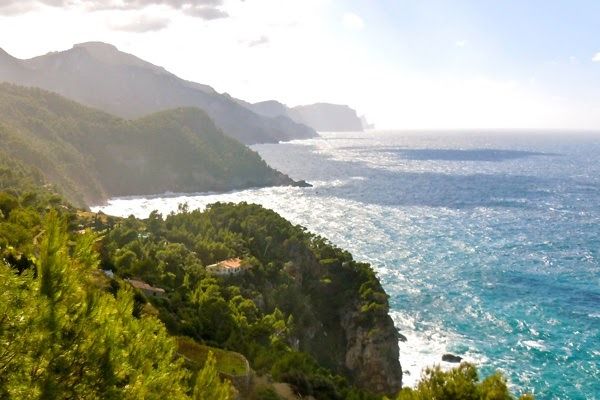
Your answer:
[342,12,364,30]
[108,14,170,32]
[0,0,228,19]
[183,5,228,19]
[2,0,600,129]
[455,40,467,48]
[246,35,269,47]
[592,52,600,62]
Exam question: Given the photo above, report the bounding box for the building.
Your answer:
[126,278,166,297]
[206,258,250,276]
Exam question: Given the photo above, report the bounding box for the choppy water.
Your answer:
[94,131,600,399]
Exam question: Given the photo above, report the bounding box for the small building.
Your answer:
[126,278,166,297]
[206,258,250,276]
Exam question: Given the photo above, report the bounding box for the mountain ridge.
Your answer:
[0,83,301,207]
[0,42,317,144]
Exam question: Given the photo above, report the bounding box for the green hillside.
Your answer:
[0,185,534,400]
[0,83,296,207]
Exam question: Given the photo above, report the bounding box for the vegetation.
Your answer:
[177,337,249,377]
[0,204,232,399]
[394,364,534,400]
[94,201,392,399]
[0,83,295,207]
[0,174,533,399]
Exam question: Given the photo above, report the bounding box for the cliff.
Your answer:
[342,305,403,392]
[290,103,364,132]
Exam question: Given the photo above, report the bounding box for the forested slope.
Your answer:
[0,84,297,207]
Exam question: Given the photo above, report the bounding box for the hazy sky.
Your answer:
[1,0,600,129]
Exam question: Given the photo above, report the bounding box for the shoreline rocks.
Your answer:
[442,353,463,363]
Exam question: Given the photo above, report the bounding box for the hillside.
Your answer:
[0,42,317,144]
[0,182,533,399]
[0,84,299,207]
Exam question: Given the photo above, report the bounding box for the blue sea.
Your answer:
[94,131,600,399]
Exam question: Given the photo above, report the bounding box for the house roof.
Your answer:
[220,258,243,269]
[207,258,248,270]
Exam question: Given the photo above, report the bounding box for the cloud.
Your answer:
[592,52,600,62]
[0,0,229,20]
[0,2,36,15]
[109,14,170,32]
[183,5,228,19]
[247,35,269,47]
[455,40,467,48]
[342,12,364,30]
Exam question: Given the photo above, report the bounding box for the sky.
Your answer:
[1,0,600,129]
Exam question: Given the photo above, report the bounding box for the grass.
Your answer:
[176,336,250,377]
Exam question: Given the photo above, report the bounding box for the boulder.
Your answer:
[442,353,463,363]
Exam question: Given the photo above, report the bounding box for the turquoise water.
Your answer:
[95,131,600,399]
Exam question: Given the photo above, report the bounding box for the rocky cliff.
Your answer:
[342,305,403,393]
[279,235,403,395]
[290,103,364,132]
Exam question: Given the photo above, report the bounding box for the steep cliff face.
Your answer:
[281,240,403,395]
[342,306,403,393]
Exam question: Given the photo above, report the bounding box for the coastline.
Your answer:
[92,188,453,389]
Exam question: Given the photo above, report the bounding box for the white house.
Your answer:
[206,258,249,276]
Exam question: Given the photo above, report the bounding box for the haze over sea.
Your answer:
[94,131,600,399]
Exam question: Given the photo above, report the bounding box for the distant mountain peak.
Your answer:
[69,41,169,75]
[0,47,16,60]
[0,43,317,144]
[73,41,118,51]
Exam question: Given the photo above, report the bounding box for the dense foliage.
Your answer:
[0,193,232,399]
[395,364,534,400]
[0,83,294,207]
[97,202,391,399]
[0,180,533,399]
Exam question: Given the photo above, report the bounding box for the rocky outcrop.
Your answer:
[342,306,403,394]
[281,241,402,395]
[442,353,463,363]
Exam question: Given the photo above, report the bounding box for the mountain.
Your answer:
[290,103,364,132]
[247,99,292,119]
[0,83,300,207]
[0,42,317,144]
[242,99,366,132]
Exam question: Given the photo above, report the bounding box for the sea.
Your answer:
[93,130,600,399]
